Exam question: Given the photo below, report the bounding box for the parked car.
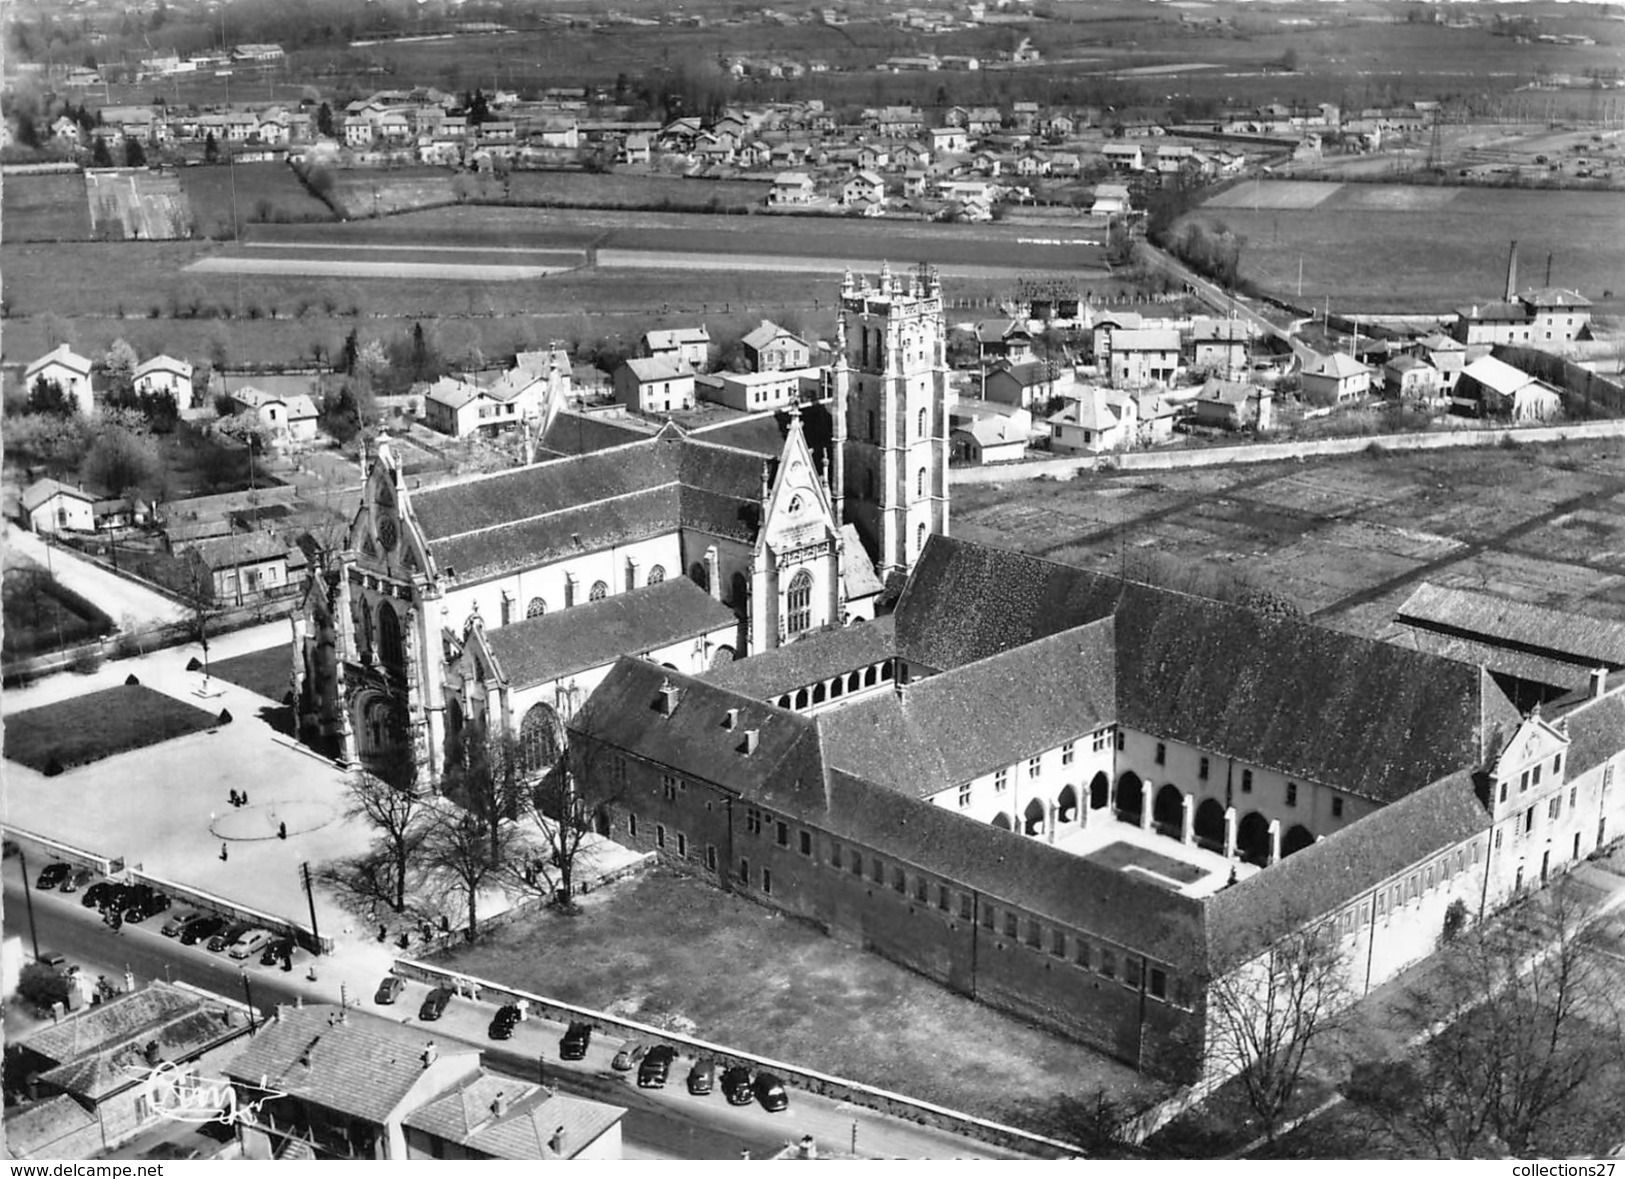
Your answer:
[611,1042,647,1072]
[638,1045,677,1088]
[61,867,95,894]
[374,975,406,1005]
[36,863,71,890]
[82,882,124,911]
[180,914,226,946]
[37,952,68,973]
[419,986,454,1021]
[754,1072,789,1113]
[162,910,203,937]
[686,1057,716,1096]
[261,937,295,966]
[488,1004,522,1041]
[207,922,253,952]
[227,928,276,960]
[559,1021,593,1060]
[721,1066,754,1106]
[123,887,171,923]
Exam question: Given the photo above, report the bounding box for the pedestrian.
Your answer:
[220,842,228,862]
[229,789,239,807]
[278,821,287,840]
[241,791,248,806]
[397,932,410,949]
[378,923,387,943]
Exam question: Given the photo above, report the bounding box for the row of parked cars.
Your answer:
[369,976,791,1113]
[35,861,296,965]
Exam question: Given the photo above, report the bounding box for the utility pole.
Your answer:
[300,861,322,952]
[240,969,258,1031]
[18,850,42,960]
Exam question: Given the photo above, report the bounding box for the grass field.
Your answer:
[1190,184,1625,314]
[3,683,222,773]
[207,645,292,703]
[1,172,92,241]
[179,162,336,236]
[443,866,1154,1134]
[955,438,1625,643]
[1,562,116,660]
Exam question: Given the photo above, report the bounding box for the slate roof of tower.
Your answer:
[819,617,1117,795]
[485,579,738,689]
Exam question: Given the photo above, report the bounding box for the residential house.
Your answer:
[1452,302,1534,347]
[424,376,510,438]
[1452,355,1563,422]
[842,170,886,206]
[1011,101,1042,129]
[967,151,1002,177]
[133,354,194,401]
[1192,378,1274,431]
[19,478,97,534]
[1046,386,1141,453]
[897,143,932,170]
[1014,153,1050,177]
[1101,143,1145,171]
[1416,334,1467,395]
[874,106,926,138]
[857,145,891,171]
[1090,183,1132,217]
[51,116,82,147]
[1188,318,1252,378]
[1383,354,1440,403]
[343,115,377,147]
[984,359,1076,411]
[975,319,1034,363]
[1518,288,1592,343]
[931,127,969,155]
[696,369,810,412]
[1089,310,1143,369]
[228,1005,623,1160]
[742,320,812,372]
[229,386,320,445]
[641,327,712,370]
[902,169,933,199]
[24,344,95,415]
[1300,352,1373,404]
[533,116,579,149]
[7,983,254,1159]
[1107,329,1182,388]
[769,171,817,205]
[951,415,1028,464]
[186,531,299,604]
[614,356,697,414]
[619,133,652,164]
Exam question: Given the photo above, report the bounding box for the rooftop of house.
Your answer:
[25,344,92,377]
[1194,378,1263,406]
[184,531,292,568]
[21,477,97,511]
[134,353,194,377]
[644,327,711,350]
[1109,328,1181,352]
[623,355,696,383]
[225,1005,481,1126]
[1459,354,1540,397]
[1454,302,1532,324]
[1519,287,1592,310]
[402,1072,623,1160]
[483,577,737,689]
[1303,351,1370,379]
[742,320,807,351]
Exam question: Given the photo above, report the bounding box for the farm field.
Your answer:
[85,168,190,241]
[952,438,1625,643]
[178,161,336,235]
[1189,183,1625,314]
[1,171,91,241]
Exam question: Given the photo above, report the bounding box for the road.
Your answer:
[3,862,1034,1160]
[5,525,189,628]
[1137,240,1315,365]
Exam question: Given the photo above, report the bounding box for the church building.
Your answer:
[292,266,951,782]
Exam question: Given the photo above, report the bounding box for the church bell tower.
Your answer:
[831,261,950,581]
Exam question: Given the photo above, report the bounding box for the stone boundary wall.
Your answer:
[128,869,332,955]
[952,419,1625,484]
[3,825,124,878]
[389,958,1081,1160]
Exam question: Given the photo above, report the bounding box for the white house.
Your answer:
[1107,329,1181,388]
[930,127,968,155]
[641,327,711,370]
[24,345,95,415]
[696,368,811,412]
[1047,387,1142,453]
[614,356,696,414]
[133,355,195,401]
[228,386,319,446]
[842,170,886,206]
[769,171,817,205]
[1090,183,1131,217]
[741,321,812,372]
[1300,352,1372,404]
[1453,355,1563,423]
[20,478,97,535]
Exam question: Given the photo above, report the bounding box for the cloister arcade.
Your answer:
[772,657,895,713]
[981,765,1318,871]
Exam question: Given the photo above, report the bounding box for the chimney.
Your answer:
[724,707,740,730]
[742,729,760,755]
[421,1041,438,1069]
[658,680,679,716]
[549,1126,567,1156]
[144,1041,162,1067]
[1505,239,1518,303]
[491,1093,509,1119]
[1592,667,1609,699]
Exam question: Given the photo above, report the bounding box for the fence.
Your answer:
[388,959,1081,1160]
[1494,345,1625,421]
[951,418,1625,485]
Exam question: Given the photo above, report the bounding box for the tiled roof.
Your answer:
[1195,378,1258,406]
[1110,328,1180,352]
[1459,355,1537,398]
[703,616,895,699]
[535,412,653,458]
[423,377,481,410]
[1397,582,1625,668]
[21,477,95,511]
[134,354,193,378]
[402,1072,622,1159]
[1382,623,1592,694]
[1454,302,1530,324]
[1303,351,1369,378]
[5,1095,97,1157]
[485,579,737,689]
[821,617,1116,795]
[957,416,1025,445]
[689,403,836,470]
[1203,768,1491,971]
[1557,688,1625,777]
[1093,311,1142,330]
[624,355,694,383]
[1519,287,1591,310]
[989,359,1068,389]
[1191,317,1251,342]
[186,531,290,568]
[25,344,92,378]
[436,486,680,584]
[822,769,1212,972]
[1048,389,1121,431]
[742,320,804,351]
[224,1005,479,1126]
[1113,584,1516,804]
[644,327,710,351]
[976,319,1029,344]
[573,658,826,814]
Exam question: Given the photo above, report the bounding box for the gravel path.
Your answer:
[186,256,570,281]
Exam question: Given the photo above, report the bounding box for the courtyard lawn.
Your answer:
[206,645,293,703]
[1,561,116,660]
[3,684,222,773]
[440,866,1155,1135]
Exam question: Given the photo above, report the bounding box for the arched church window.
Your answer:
[690,563,709,591]
[917,523,927,553]
[526,597,547,618]
[589,580,608,602]
[917,467,927,497]
[918,407,927,437]
[377,602,404,673]
[519,703,563,773]
[787,570,813,636]
[648,565,666,585]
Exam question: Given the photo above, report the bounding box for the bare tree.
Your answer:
[1346,881,1625,1158]
[513,720,626,912]
[328,753,429,914]
[421,799,518,943]
[1205,918,1351,1148]
[441,722,528,867]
